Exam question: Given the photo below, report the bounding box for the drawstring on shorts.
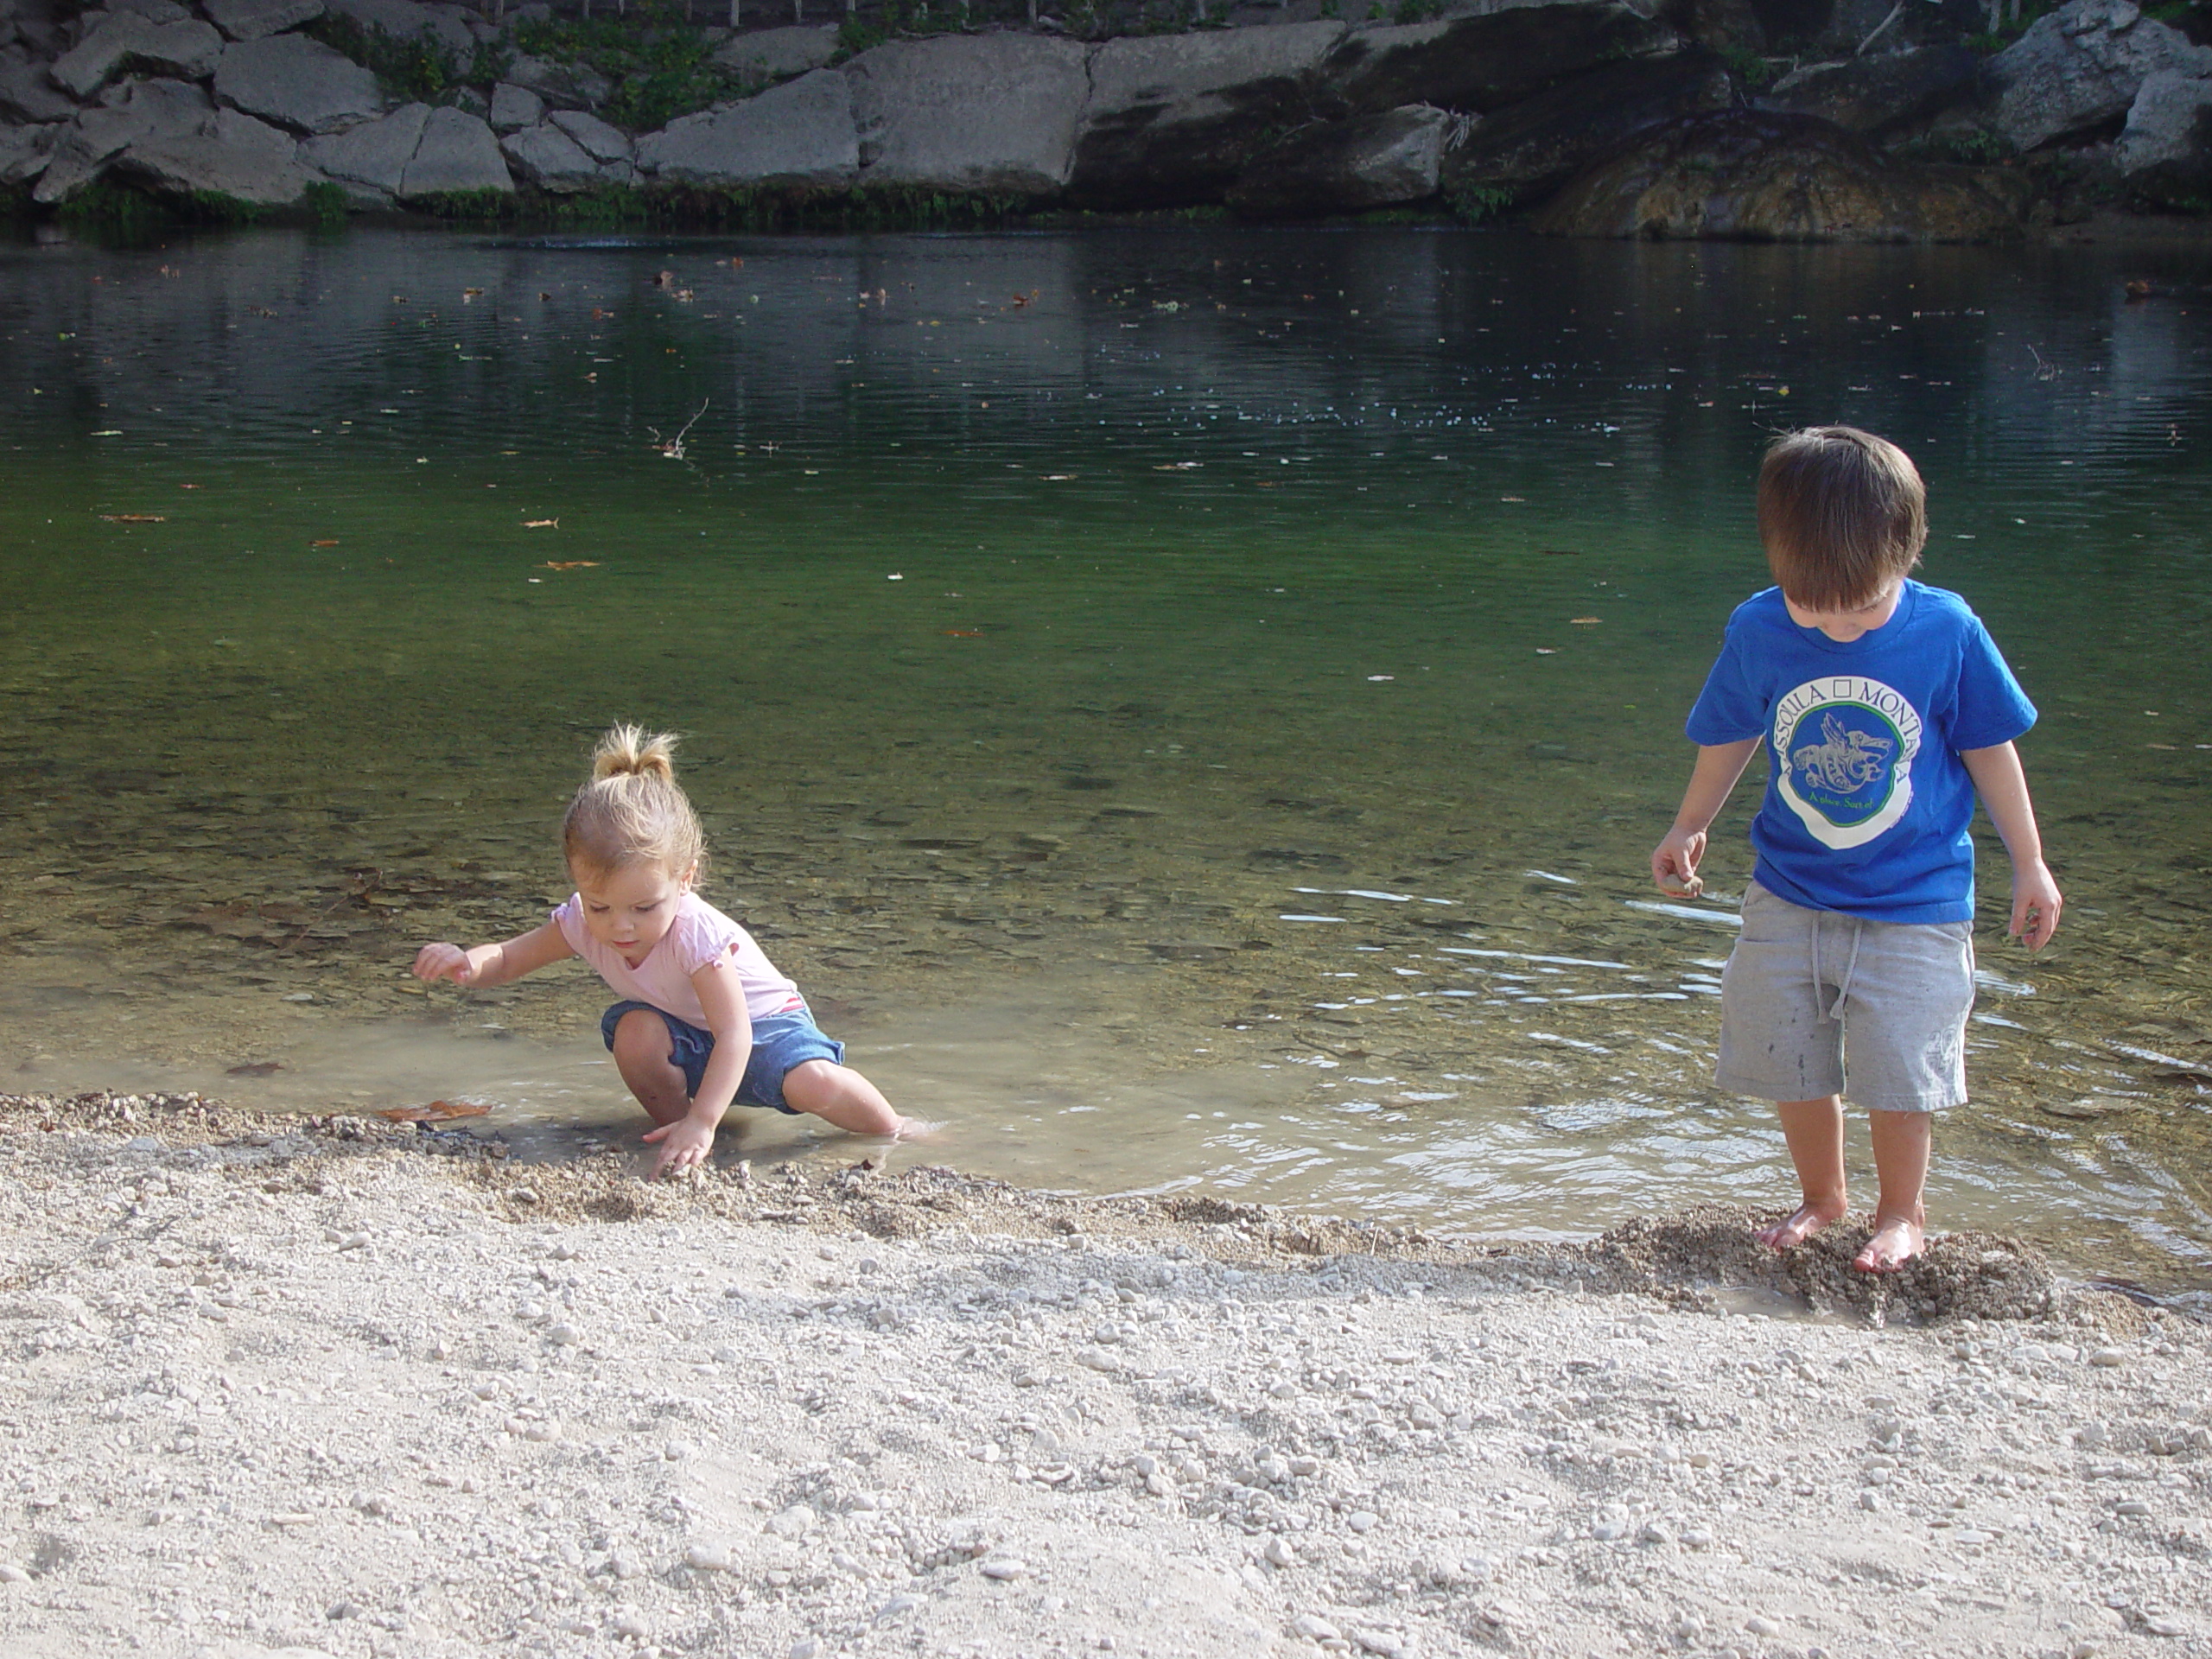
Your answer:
[1812,910,1866,1023]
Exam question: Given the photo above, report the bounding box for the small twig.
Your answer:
[2026,345,2061,380]
[1856,0,1904,55]
[648,399,711,461]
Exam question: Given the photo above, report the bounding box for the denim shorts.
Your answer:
[599,1001,844,1116]
[1716,880,1975,1114]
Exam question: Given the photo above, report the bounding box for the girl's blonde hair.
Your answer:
[563,724,705,881]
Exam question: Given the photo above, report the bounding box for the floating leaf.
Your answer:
[1041,474,1077,481]
[944,628,984,638]
[1154,461,1201,471]
[539,560,597,570]
[523,518,559,529]
[378,1099,493,1123]
[225,1060,283,1077]
[1498,495,1525,503]
[1570,616,1601,625]
[99,513,165,523]
[311,538,339,547]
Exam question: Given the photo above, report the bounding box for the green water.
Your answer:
[3,224,2209,1306]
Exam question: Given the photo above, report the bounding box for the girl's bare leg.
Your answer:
[1758,1095,1850,1249]
[610,1009,692,1128]
[1857,1109,1932,1273]
[781,1059,906,1136]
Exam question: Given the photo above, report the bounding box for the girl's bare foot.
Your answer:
[1852,1214,1925,1274]
[1755,1202,1845,1250]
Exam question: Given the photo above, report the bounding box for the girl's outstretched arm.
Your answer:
[412,920,574,988]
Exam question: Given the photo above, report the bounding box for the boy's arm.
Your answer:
[1961,741,2063,950]
[1651,737,1763,893]
[412,920,574,988]
[642,957,752,1177]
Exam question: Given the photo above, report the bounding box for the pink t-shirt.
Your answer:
[550,891,804,1027]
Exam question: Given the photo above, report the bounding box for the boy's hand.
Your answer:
[1650,829,1707,899]
[2010,858,2063,952]
[412,942,476,985]
[643,1116,716,1179]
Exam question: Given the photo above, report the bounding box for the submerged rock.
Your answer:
[1534,110,2023,241]
[1441,50,1731,213]
[1228,103,1452,218]
[1988,0,2212,151]
[635,67,855,188]
[848,34,1089,197]
[215,32,385,135]
[1071,21,1346,208]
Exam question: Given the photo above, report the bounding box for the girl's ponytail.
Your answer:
[564,725,705,880]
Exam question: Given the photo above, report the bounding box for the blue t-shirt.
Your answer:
[1685,582,2036,925]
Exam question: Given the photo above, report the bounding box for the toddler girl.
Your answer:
[412,725,915,1176]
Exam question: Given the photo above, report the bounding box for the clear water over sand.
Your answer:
[2,224,2207,1303]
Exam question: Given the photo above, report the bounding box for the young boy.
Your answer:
[1651,426,2062,1274]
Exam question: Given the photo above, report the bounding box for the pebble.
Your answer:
[1345,1510,1379,1535]
[2144,1614,2191,1637]
[0,1564,29,1584]
[980,1556,1028,1580]
[1680,1528,1713,1549]
[1288,1455,1321,1477]
[610,1611,650,1638]
[1352,1630,1407,1656]
[2090,1348,2126,1369]
[1293,1614,1342,1641]
[877,1593,921,1621]
[790,1642,820,1659]
[1745,1615,1781,1637]
[2116,1500,2152,1517]
[664,1440,696,1461]
[683,1544,732,1573]
[546,1323,579,1346]
[1264,1535,1296,1568]
[766,1506,816,1539]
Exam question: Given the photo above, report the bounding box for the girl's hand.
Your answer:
[643,1116,715,1178]
[1650,828,1707,899]
[412,942,476,985]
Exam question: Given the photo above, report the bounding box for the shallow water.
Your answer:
[2,223,2209,1306]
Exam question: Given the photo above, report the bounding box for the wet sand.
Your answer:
[1,1090,2207,1659]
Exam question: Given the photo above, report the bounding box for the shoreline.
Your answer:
[3,1089,2207,1659]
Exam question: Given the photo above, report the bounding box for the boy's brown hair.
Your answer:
[1757,426,1926,612]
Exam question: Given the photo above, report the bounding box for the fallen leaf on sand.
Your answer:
[540,560,597,570]
[377,1100,493,1123]
[225,1061,283,1077]
[99,513,165,523]
[524,518,559,529]
[312,538,339,547]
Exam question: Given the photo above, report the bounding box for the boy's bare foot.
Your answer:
[1852,1215,1925,1274]
[1755,1202,1844,1251]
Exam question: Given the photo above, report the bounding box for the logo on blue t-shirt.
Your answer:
[1771,675,1924,849]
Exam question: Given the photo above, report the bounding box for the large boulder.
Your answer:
[2,60,80,124]
[549,107,629,162]
[201,0,326,41]
[1758,45,1981,134]
[1323,3,1681,115]
[713,22,836,86]
[30,80,211,198]
[635,67,855,187]
[1988,0,2212,152]
[50,13,222,99]
[1440,49,1731,211]
[397,104,509,196]
[846,34,1088,197]
[112,103,317,202]
[1227,103,1451,217]
[487,79,542,131]
[325,0,472,56]
[500,52,613,112]
[2113,67,2212,204]
[215,32,384,134]
[0,119,61,183]
[500,118,624,190]
[1533,110,2021,240]
[301,98,428,195]
[1071,21,1346,207]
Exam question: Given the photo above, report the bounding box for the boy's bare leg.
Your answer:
[782,1059,909,1137]
[1758,1095,1850,1249]
[610,1010,693,1128]
[1857,1109,1932,1273]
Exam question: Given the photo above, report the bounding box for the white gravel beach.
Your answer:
[1,1090,2207,1659]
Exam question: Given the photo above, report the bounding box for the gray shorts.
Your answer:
[1716,880,1975,1114]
